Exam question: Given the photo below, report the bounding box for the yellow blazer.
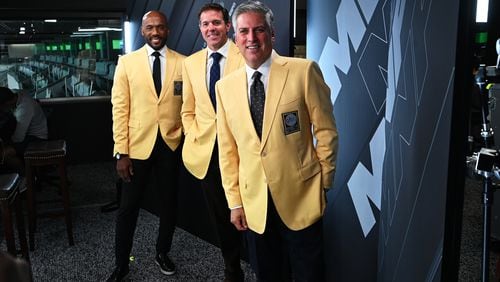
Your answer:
[181,41,244,179]
[112,45,185,159]
[216,54,338,234]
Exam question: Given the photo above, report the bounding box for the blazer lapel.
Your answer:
[231,70,256,141]
[195,50,214,113]
[138,47,157,99]
[261,56,288,145]
[224,42,242,76]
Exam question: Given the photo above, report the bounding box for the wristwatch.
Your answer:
[114,153,127,160]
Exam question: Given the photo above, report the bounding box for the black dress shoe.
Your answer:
[106,265,129,282]
[155,253,176,275]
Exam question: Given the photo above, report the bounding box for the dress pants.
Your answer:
[114,134,180,267]
[246,192,325,282]
[200,143,243,281]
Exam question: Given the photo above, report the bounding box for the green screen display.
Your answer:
[475,32,488,44]
[65,44,71,50]
[85,42,90,49]
[112,39,122,50]
[95,42,101,50]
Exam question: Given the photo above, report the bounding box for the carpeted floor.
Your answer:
[1,162,256,281]
[459,178,499,281]
[1,162,498,281]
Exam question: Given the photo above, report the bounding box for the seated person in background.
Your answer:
[0,87,48,157]
[0,88,23,173]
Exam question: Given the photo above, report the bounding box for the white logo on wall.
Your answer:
[318,0,400,237]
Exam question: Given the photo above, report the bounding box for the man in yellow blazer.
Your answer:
[216,1,338,281]
[181,3,245,281]
[109,10,184,281]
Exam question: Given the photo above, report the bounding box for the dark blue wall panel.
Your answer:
[308,0,461,280]
[127,0,292,56]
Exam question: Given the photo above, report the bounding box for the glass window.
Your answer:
[0,18,123,99]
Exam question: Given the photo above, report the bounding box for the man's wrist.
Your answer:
[114,153,128,160]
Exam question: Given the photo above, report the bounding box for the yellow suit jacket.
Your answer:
[112,45,185,159]
[216,54,338,234]
[181,41,244,179]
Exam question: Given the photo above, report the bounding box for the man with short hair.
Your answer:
[181,3,245,281]
[108,10,185,282]
[216,1,339,281]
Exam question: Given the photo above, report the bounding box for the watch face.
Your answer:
[115,153,120,160]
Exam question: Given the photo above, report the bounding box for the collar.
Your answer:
[245,53,272,79]
[146,45,167,57]
[207,39,230,59]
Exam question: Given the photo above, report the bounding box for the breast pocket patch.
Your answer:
[174,81,182,96]
[282,111,300,135]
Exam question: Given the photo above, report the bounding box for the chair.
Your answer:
[24,139,74,250]
[0,173,29,260]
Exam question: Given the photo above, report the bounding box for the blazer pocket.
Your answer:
[128,119,140,128]
[299,160,321,181]
[279,94,301,106]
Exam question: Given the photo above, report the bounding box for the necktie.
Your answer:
[209,52,223,108]
[250,71,265,139]
[152,51,161,96]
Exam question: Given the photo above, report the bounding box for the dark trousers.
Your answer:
[200,144,243,281]
[114,135,180,267]
[246,194,325,282]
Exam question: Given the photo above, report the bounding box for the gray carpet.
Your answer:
[2,162,496,280]
[30,208,255,281]
[459,178,499,281]
[2,162,256,281]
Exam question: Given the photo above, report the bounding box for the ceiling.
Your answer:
[0,0,126,45]
[0,19,122,45]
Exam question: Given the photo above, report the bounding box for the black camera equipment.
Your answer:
[467,64,500,282]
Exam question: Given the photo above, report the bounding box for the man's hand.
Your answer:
[230,207,248,231]
[116,156,133,182]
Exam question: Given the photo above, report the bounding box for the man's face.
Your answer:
[234,12,273,69]
[199,9,230,51]
[141,12,169,50]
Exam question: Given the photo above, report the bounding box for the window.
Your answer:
[0,18,123,99]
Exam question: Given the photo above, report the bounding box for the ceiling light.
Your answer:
[78,27,122,32]
[476,0,489,23]
[44,19,57,23]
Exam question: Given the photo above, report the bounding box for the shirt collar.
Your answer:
[146,45,167,57]
[207,39,230,59]
[245,53,272,79]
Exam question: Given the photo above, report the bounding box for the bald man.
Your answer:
[108,10,185,281]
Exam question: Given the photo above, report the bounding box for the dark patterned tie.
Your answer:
[152,51,161,96]
[250,71,265,139]
[209,52,223,108]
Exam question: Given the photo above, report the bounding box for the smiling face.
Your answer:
[141,11,169,50]
[199,9,230,51]
[234,11,273,69]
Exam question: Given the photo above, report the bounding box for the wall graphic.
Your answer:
[308,0,460,280]
[127,0,291,56]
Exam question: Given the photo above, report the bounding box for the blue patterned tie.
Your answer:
[209,52,223,108]
[152,51,161,96]
[250,71,265,139]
